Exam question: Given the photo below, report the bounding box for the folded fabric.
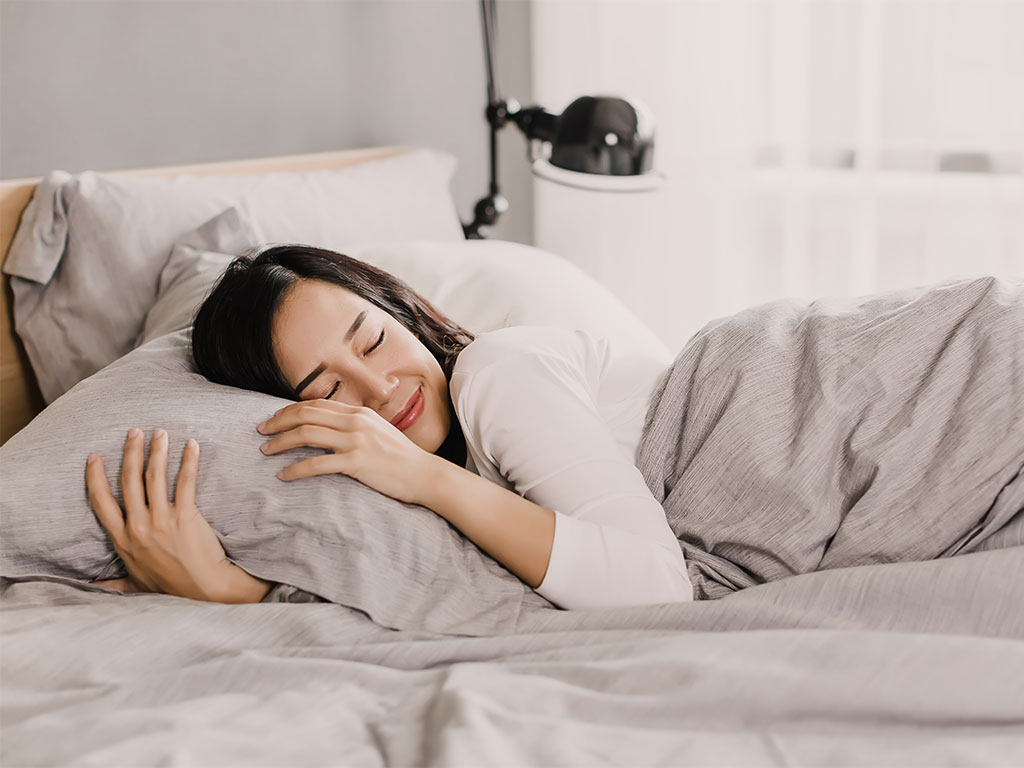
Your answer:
[137,207,261,346]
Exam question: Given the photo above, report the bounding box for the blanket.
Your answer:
[3,548,1023,765]
[637,276,1024,599]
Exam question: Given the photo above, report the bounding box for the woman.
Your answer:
[85,245,694,608]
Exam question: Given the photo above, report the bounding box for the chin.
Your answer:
[421,425,449,455]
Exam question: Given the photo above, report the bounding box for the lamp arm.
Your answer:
[463,0,560,239]
[464,0,502,239]
[463,99,561,239]
[511,106,558,143]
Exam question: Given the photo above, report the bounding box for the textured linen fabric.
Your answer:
[0,330,551,635]
[2,148,463,403]
[451,325,693,610]
[2,542,1022,766]
[136,207,261,346]
[637,275,1024,599]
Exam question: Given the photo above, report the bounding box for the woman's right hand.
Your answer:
[86,428,233,602]
[90,576,143,593]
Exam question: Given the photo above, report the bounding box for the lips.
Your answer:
[391,387,423,430]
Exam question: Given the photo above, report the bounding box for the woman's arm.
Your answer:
[416,455,555,589]
[449,328,694,609]
[260,400,556,590]
[91,561,273,604]
[207,562,274,604]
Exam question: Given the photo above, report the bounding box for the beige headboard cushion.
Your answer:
[0,146,408,444]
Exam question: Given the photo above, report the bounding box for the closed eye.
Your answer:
[366,329,385,355]
[321,330,384,400]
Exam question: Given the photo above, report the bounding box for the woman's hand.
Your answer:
[90,576,144,593]
[86,428,231,601]
[257,400,437,505]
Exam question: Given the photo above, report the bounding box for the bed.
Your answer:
[2,147,1023,767]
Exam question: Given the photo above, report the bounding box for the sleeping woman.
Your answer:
[84,246,1024,606]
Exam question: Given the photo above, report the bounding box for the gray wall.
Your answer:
[0,0,533,243]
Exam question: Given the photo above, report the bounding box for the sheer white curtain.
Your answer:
[531,0,1024,351]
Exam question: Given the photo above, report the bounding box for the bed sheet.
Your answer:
[3,546,1023,767]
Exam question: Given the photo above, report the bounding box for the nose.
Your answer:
[357,366,399,411]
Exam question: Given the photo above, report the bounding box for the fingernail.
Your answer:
[87,453,98,465]
[259,443,268,454]
[256,421,267,433]
[128,427,141,439]
[153,428,165,440]
[186,438,198,450]
[276,471,286,481]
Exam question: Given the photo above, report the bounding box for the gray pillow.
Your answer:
[0,330,552,634]
[2,148,463,404]
[137,207,260,346]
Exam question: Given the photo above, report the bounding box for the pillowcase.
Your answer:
[3,148,463,404]
[137,235,674,367]
[137,207,261,346]
[352,240,674,364]
[0,330,552,635]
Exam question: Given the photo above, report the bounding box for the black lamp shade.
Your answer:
[550,96,654,176]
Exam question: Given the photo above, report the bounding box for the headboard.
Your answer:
[0,145,408,445]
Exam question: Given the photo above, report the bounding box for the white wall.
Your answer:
[0,0,536,244]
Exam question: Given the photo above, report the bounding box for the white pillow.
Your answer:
[353,240,674,365]
[138,208,261,346]
[139,236,673,367]
[3,148,463,404]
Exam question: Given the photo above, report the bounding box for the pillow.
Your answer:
[138,236,673,367]
[0,330,552,635]
[3,148,463,404]
[137,207,261,346]
[353,240,674,364]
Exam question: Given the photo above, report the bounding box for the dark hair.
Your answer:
[191,244,474,465]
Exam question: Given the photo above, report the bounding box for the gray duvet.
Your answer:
[639,275,1024,598]
[3,276,1023,766]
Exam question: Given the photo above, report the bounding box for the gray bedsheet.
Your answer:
[3,537,1023,765]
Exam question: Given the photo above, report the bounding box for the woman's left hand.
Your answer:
[257,400,436,506]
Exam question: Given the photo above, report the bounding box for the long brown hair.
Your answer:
[191,244,474,464]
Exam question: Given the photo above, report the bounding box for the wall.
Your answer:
[0,0,534,244]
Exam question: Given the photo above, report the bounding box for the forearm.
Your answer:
[204,561,274,604]
[418,455,555,589]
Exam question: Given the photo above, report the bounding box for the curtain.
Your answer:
[531,0,1024,351]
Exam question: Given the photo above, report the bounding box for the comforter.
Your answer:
[639,275,1024,598]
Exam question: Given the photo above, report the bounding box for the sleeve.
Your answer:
[452,328,693,610]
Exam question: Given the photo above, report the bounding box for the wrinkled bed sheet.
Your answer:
[4,543,1023,767]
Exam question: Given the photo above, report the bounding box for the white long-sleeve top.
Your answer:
[449,325,694,610]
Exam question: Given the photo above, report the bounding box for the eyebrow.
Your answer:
[294,310,368,396]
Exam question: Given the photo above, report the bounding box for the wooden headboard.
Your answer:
[0,145,408,445]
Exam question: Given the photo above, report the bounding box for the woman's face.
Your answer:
[271,279,451,454]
